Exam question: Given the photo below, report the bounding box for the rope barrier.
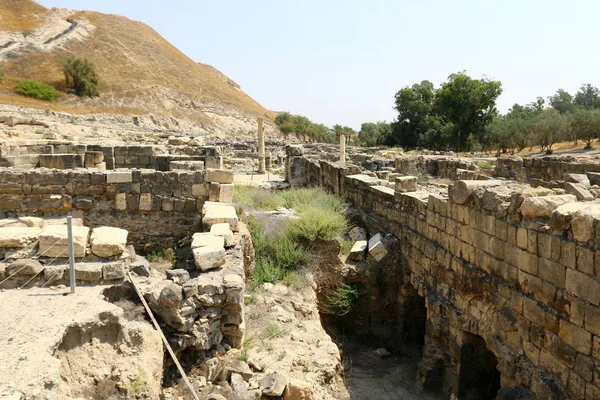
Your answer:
[0,237,66,287]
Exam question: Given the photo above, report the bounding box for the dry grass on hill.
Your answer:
[0,0,47,32]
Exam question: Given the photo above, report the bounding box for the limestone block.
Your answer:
[192,183,209,197]
[449,180,503,205]
[260,372,288,397]
[565,173,591,189]
[202,202,239,231]
[368,233,388,262]
[348,226,367,242]
[219,183,234,203]
[571,204,600,243]
[395,176,417,193]
[348,240,367,261]
[94,162,106,171]
[90,226,128,257]
[284,379,314,400]
[139,193,152,211]
[550,202,596,231]
[75,262,103,281]
[115,193,127,211]
[106,170,132,184]
[84,151,104,168]
[18,217,44,228]
[102,262,125,280]
[521,187,554,198]
[191,232,225,249]
[43,264,66,281]
[206,169,234,184]
[8,259,43,276]
[210,223,234,247]
[565,182,594,201]
[193,246,226,271]
[520,195,577,219]
[166,269,190,284]
[38,225,90,258]
[0,227,41,248]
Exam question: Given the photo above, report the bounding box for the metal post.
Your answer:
[67,216,76,294]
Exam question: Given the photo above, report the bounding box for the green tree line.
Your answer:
[275,112,356,144]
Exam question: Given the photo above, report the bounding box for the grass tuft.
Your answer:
[323,283,361,316]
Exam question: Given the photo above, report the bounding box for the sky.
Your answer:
[38,0,600,129]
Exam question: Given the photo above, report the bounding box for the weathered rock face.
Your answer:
[38,224,90,258]
[296,157,600,400]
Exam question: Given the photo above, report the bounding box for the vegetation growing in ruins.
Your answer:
[61,56,99,97]
[146,249,175,264]
[236,186,348,288]
[15,80,59,101]
[323,283,361,316]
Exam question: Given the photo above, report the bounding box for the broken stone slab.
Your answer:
[166,269,191,284]
[449,180,504,205]
[564,182,594,201]
[90,226,128,258]
[348,226,367,242]
[368,233,388,262]
[193,246,226,271]
[520,194,577,219]
[348,240,367,261]
[191,232,225,250]
[38,225,90,258]
[43,264,66,281]
[74,262,103,282]
[202,202,239,231]
[284,379,314,400]
[231,372,248,396]
[7,259,43,276]
[223,359,254,382]
[565,173,591,189]
[206,169,234,184]
[0,227,41,248]
[210,223,234,247]
[395,176,417,193]
[130,255,151,277]
[571,204,600,243]
[260,372,288,397]
[219,183,234,203]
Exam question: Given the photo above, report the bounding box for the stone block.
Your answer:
[348,226,367,242]
[209,182,220,202]
[43,264,66,281]
[84,151,104,168]
[115,193,127,211]
[90,226,128,258]
[191,232,225,249]
[571,204,600,243]
[348,240,367,261]
[38,225,90,258]
[565,182,594,201]
[0,227,41,248]
[106,170,133,184]
[566,268,600,305]
[193,246,226,271]
[448,180,503,205]
[75,262,103,281]
[520,195,577,219]
[219,183,234,203]
[565,173,591,189]
[368,233,388,262]
[102,262,125,280]
[395,176,417,193]
[559,320,592,355]
[8,259,43,276]
[210,223,234,247]
[139,193,152,211]
[202,202,239,231]
[206,169,234,184]
[192,183,209,197]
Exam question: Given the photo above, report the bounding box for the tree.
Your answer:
[574,84,600,110]
[390,80,436,148]
[434,72,502,151]
[61,56,99,97]
[292,115,312,141]
[548,89,574,114]
[532,109,570,153]
[571,108,600,149]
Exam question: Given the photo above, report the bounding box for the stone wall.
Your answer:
[296,156,600,400]
[395,155,494,181]
[0,167,234,249]
[495,155,600,188]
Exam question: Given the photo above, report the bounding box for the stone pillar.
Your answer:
[257,118,266,174]
[265,151,272,171]
[339,134,346,164]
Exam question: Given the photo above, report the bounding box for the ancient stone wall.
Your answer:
[395,155,494,181]
[495,155,600,188]
[297,156,600,400]
[0,167,233,248]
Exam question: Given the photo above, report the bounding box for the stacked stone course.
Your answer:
[296,155,600,399]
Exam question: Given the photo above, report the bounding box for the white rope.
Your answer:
[0,237,66,286]
[18,268,45,289]
[40,260,70,289]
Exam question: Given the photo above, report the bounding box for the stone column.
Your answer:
[257,118,266,174]
[339,134,346,164]
[265,151,272,171]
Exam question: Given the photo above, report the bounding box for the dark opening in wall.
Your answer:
[458,333,501,400]
[401,293,427,347]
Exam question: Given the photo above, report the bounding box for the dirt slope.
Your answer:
[0,0,277,137]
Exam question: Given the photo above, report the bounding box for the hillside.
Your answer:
[0,0,277,137]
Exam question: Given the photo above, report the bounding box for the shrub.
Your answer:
[146,249,174,263]
[340,239,354,255]
[61,56,99,97]
[323,283,360,316]
[252,258,284,287]
[478,161,495,170]
[286,207,347,241]
[271,234,308,270]
[15,80,59,101]
[283,271,308,290]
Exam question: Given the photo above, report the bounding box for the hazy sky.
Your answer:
[38,0,600,129]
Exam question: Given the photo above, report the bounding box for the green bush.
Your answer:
[61,56,99,97]
[252,258,284,287]
[323,283,360,316]
[271,234,308,270]
[283,271,308,290]
[286,207,347,241]
[340,239,354,255]
[478,161,495,170]
[15,80,59,101]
